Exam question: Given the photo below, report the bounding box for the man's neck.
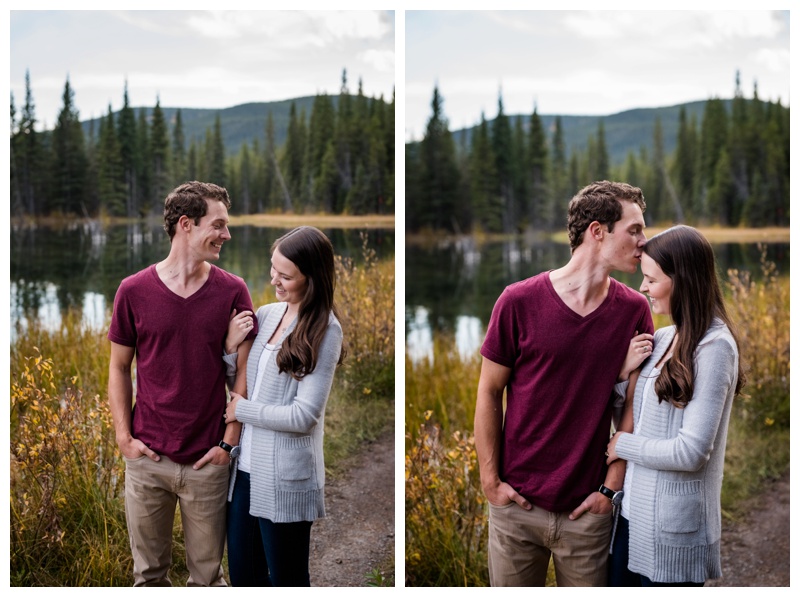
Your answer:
[549,251,612,316]
[156,247,211,295]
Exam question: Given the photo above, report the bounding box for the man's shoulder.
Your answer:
[610,277,648,307]
[116,265,156,292]
[502,271,549,299]
[209,264,248,289]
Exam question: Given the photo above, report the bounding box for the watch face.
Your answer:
[230,446,241,458]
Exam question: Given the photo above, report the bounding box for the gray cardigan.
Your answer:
[615,319,738,584]
[223,302,342,522]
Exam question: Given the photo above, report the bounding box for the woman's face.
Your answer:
[270,248,308,306]
[639,253,673,316]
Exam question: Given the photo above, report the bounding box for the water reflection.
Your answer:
[406,237,789,363]
[10,222,394,339]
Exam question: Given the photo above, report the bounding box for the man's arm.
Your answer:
[474,357,531,510]
[108,341,159,461]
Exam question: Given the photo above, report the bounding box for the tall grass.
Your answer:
[405,257,790,586]
[10,242,394,586]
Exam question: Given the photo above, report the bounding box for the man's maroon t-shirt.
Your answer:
[108,264,257,464]
[480,272,654,512]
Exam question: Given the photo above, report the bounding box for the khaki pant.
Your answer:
[488,501,612,586]
[124,455,230,586]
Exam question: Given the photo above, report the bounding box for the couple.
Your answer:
[108,181,343,586]
[476,180,744,586]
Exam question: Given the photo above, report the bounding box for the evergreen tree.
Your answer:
[335,69,354,211]
[671,107,698,219]
[492,92,514,232]
[305,93,336,209]
[171,108,188,183]
[528,105,549,227]
[595,120,610,181]
[469,112,501,232]
[49,77,88,214]
[150,99,170,207]
[416,85,461,231]
[281,103,306,211]
[135,109,152,214]
[96,105,125,215]
[11,71,45,215]
[117,82,138,216]
[209,113,226,185]
[262,111,280,212]
[550,116,570,223]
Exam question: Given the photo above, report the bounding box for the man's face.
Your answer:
[603,201,646,274]
[189,199,231,261]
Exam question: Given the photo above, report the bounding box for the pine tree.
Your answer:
[117,82,138,216]
[671,107,698,219]
[136,109,152,214]
[171,108,188,184]
[550,116,569,224]
[11,71,45,215]
[150,98,170,207]
[469,112,501,232]
[492,92,514,232]
[595,120,610,181]
[209,113,226,185]
[97,104,125,216]
[49,77,88,214]
[527,105,549,227]
[417,85,461,231]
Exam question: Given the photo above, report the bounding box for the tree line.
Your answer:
[10,69,394,218]
[406,72,788,233]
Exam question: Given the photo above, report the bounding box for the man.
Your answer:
[475,180,655,586]
[108,181,257,586]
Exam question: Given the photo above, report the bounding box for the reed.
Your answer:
[404,257,789,586]
[10,246,395,586]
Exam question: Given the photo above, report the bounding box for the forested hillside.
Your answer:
[10,70,395,218]
[406,73,788,233]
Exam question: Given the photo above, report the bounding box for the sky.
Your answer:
[9,9,396,130]
[405,9,790,141]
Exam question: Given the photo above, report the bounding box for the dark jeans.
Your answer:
[226,470,313,587]
[609,515,704,587]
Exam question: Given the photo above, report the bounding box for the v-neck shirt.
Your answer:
[481,270,654,512]
[109,263,257,463]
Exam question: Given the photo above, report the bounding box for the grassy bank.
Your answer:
[407,226,790,247]
[405,255,789,587]
[9,242,394,587]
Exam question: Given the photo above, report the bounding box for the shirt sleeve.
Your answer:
[108,280,137,347]
[480,288,518,368]
[614,336,737,472]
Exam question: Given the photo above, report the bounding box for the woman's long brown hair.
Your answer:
[644,225,745,408]
[272,226,345,379]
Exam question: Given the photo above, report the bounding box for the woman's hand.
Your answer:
[618,331,654,381]
[607,431,627,464]
[225,391,246,423]
[225,309,254,354]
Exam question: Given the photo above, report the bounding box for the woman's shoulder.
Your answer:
[653,325,676,343]
[256,302,286,322]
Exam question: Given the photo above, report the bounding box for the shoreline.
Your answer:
[12,212,396,230]
[408,226,790,246]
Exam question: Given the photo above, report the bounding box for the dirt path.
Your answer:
[308,430,395,586]
[706,470,790,587]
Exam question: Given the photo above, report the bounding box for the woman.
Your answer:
[607,225,745,586]
[222,226,344,586]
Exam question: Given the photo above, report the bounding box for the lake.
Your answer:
[10,221,394,339]
[405,234,789,362]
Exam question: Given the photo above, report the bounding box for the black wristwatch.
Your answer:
[218,441,241,459]
[598,484,623,507]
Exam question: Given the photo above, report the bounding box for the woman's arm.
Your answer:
[613,337,737,472]
[228,322,343,434]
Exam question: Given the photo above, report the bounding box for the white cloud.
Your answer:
[359,49,394,73]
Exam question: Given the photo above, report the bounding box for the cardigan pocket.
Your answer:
[276,434,317,490]
[656,478,705,546]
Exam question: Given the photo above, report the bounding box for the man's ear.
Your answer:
[177,215,192,235]
[588,220,605,242]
